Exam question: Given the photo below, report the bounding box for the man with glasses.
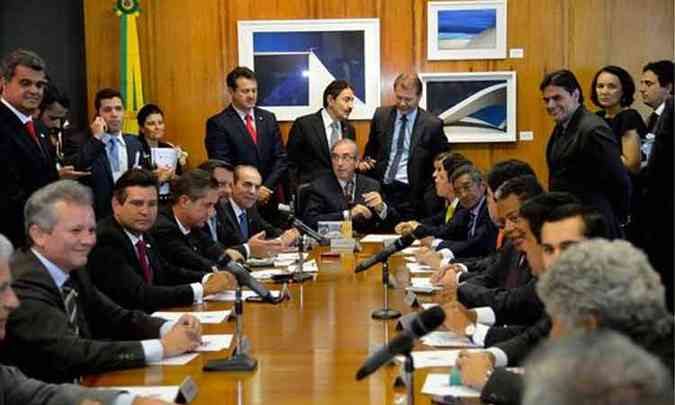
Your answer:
[304,139,394,233]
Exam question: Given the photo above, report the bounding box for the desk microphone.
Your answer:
[217,256,277,303]
[354,233,415,273]
[278,205,329,245]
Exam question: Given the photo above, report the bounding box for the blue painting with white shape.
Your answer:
[253,31,365,107]
[437,9,497,50]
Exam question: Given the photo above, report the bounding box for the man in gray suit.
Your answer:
[0,234,171,405]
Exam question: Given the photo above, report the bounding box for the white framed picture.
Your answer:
[420,71,517,143]
[427,0,507,60]
[238,18,381,121]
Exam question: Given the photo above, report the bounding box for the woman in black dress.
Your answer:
[590,65,647,174]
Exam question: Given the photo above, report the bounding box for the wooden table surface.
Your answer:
[85,243,481,404]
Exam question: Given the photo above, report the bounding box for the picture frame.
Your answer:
[238,18,381,121]
[420,71,517,143]
[427,0,507,61]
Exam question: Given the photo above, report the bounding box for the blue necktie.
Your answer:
[385,115,408,183]
[239,211,249,240]
[107,136,120,172]
[467,211,477,238]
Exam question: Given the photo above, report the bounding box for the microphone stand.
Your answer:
[371,259,401,320]
[203,284,257,371]
[401,352,415,405]
[292,234,313,283]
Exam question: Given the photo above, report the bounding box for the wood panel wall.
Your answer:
[83,0,673,183]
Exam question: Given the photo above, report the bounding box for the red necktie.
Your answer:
[25,121,42,149]
[135,239,153,284]
[245,113,257,144]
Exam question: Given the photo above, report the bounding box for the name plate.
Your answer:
[331,238,356,253]
[404,290,419,307]
[176,376,198,403]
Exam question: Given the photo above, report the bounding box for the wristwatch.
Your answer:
[464,323,475,338]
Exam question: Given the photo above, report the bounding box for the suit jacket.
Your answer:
[2,250,165,383]
[286,109,356,191]
[75,134,146,219]
[218,199,282,248]
[458,242,533,308]
[88,216,207,313]
[0,102,58,247]
[546,106,630,237]
[364,106,448,213]
[205,105,288,193]
[200,202,249,258]
[151,207,224,273]
[303,173,394,234]
[0,365,123,405]
[415,198,498,259]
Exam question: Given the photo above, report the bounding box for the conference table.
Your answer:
[85,240,482,404]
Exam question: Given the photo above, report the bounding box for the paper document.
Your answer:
[406,263,434,273]
[408,277,442,292]
[404,349,482,368]
[148,352,199,366]
[422,303,440,310]
[287,259,318,273]
[251,269,288,280]
[401,247,421,255]
[420,331,480,348]
[404,256,416,262]
[151,147,177,168]
[273,259,297,267]
[421,373,481,398]
[100,386,179,401]
[152,310,231,324]
[275,252,308,261]
[360,234,401,243]
[206,290,280,302]
[195,334,233,352]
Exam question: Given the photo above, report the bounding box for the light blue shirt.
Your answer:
[386,108,418,184]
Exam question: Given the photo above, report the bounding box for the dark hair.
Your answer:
[171,169,217,203]
[1,49,46,81]
[519,192,580,242]
[643,60,674,93]
[486,159,535,193]
[323,80,354,108]
[113,168,159,204]
[590,65,636,108]
[198,159,234,176]
[450,164,483,184]
[137,103,164,128]
[543,203,610,240]
[442,153,471,179]
[393,73,423,96]
[495,175,544,203]
[226,66,256,90]
[39,82,70,112]
[94,88,124,112]
[233,165,261,184]
[540,69,584,104]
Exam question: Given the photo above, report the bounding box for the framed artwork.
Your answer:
[427,0,507,60]
[420,71,517,143]
[238,18,381,121]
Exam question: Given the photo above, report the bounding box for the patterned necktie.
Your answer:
[445,204,455,224]
[344,180,354,205]
[61,278,79,335]
[107,136,120,172]
[245,113,257,144]
[135,239,153,284]
[239,211,249,240]
[329,121,340,149]
[385,115,408,183]
[467,211,477,238]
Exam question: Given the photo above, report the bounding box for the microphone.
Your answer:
[355,306,446,380]
[220,259,276,303]
[278,205,329,245]
[354,233,415,273]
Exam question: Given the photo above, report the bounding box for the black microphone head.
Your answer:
[409,306,446,337]
[396,232,416,248]
[355,331,415,380]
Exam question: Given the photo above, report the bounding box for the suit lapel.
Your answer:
[382,108,397,161]
[227,106,259,159]
[252,108,264,160]
[2,106,49,166]
[224,201,243,234]
[312,111,332,166]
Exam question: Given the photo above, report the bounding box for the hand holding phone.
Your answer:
[90,116,107,139]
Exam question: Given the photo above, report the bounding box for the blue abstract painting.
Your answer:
[437,9,497,50]
[427,80,507,132]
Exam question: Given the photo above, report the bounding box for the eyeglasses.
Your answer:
[330,154,356,163]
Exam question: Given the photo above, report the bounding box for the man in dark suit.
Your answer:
[217,165,299,258]
[0,49,58,248]
[639,60,673,134]
[287,80,356,192]
[205,66,288,224]
[88,168,235,313]
[362,73,449,220]
[76,88,147,219]
[2,180,202,384]
[303,139,395,234]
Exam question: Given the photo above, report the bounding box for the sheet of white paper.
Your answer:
[251,269,287,280]
[404,256,417,262]
[205,290,280,302]
[407,263,434,273]
[148,352,199,366]
[101,386,179,402]
[421,373,481,398]
[151,310,230,324]
[274,259,296,267]
[287,259,318,273]
[420,331,480,348]
[405,349,482,368]
[195,334,233,352]
[422,303,440,310]
[150,148,177,168]
[410,277,442,291]
[275,252,308,261]
[360,234,401,243]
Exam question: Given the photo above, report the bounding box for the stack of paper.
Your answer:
[99,386,180,401]
[406,277,443,293]
[251,269,288,280]
[276,252,308,261]
[360,234,401,243]
[406,263,434,274]
[148,352,200,366]
[404,349,482,368]
[420,331,480,348]
[287,259,319,273]
[151,310,231,324]
[195,334,233,352]
[205,290,280,302]
[421,373,481,398]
